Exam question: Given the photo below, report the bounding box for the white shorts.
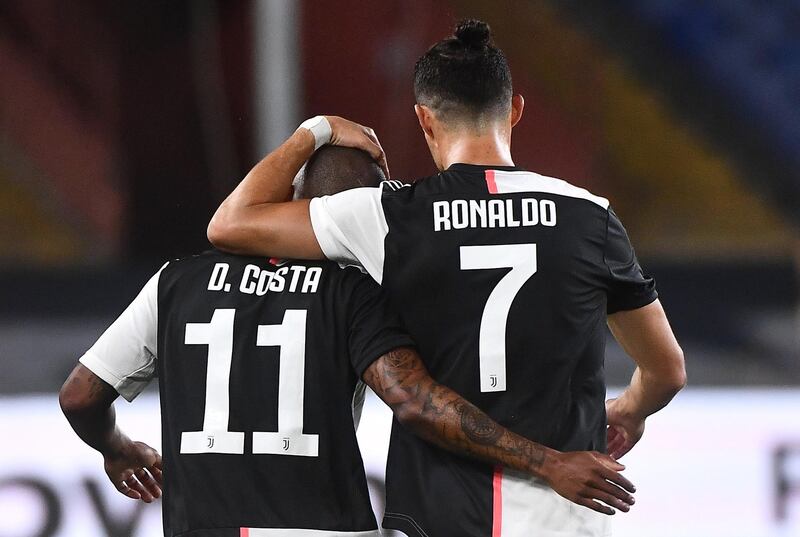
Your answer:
[493,467,612,537]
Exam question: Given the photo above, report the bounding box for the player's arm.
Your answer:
[363,347,637,516]
[60,267,165,502]
[59,364,162,502]
[207,116,386,259]
[606,299,686,459]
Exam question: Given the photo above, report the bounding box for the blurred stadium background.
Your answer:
[1,1,799,535]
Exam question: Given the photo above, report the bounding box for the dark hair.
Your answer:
[294,146,385,200]
[413,19,512,123]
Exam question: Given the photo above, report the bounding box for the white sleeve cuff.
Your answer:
[308,187,389,283]
[77,264,165,402]
[79,350,156,402]
[309,196,358,264]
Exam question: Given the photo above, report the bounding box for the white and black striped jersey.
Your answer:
[309,164,657,537]
[79,250,413,537]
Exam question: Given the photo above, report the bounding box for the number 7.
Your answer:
[460,244,537,392]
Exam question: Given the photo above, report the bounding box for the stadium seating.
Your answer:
[617,0,800,224]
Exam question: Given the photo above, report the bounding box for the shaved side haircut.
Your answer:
[414,19,512,125]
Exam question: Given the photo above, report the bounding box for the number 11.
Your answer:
[181,308,319,457]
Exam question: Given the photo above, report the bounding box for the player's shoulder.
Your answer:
[161,250,329,280]
[488,169,610,210]
[379,177,439,206]
[324,260,377,287]
[162,249,251,272]
[380,179,412,193]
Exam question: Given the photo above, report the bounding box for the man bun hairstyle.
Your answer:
[454,19,492,49]
[414,19,512,124]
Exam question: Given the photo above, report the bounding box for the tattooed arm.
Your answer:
[59,363,163,502]
[362,347,637,515]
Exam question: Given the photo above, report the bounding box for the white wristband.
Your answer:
[298,116,332,151]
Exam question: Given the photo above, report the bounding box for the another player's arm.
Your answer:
[606,299,686,459]
[363,347,637,515]
[207,116,385,259]
[59,364,163,502]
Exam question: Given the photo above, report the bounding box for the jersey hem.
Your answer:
[173,528,381,537]
[607,290,658,315]
[383,512,430,537]
[354,336,417,378]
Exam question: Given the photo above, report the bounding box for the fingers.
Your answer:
[597,465,636,494]
[328,117,391,179]
[136,467,162,499]
[610,440,633,460]
[362,128,390,179]
[576,497,615,516]
[114,477,142,500]
[595,452,625,472]
[113,467,162,502]
[150,461,164,486]
[606,426,620,446]
[582,486,633,513]
[118,470,155,503]
[588,477,635,508]
[149,451,164,485]
[606,428,626,459]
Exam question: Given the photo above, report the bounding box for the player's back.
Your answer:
[156,250,388,537]
[376,164,656,536]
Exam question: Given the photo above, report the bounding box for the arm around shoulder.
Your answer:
[362,347,638,515]
[206,127,324,259]
[208,115,388,260]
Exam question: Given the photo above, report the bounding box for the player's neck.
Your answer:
[438,131,514,170]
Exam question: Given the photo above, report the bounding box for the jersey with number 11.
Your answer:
[80,251,413,537]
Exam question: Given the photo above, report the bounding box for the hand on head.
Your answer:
[317,116,390,179]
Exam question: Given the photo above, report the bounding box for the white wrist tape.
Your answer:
[298,116,332,151]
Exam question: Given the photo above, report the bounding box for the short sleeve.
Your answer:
[309,186,389,284]
[79,264,166,401]
[346,272,416,378]
[603,208,658,314]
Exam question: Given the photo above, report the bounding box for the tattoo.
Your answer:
[64,364,116,407]
[456,401,504,446]
[384,348,416,370]
[376,348,423,391]
[509,435,546,468]
[365,348,547,475]
[87,373,109,398]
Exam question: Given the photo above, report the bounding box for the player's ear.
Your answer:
[414,104,436,139]
[510,94,525,128]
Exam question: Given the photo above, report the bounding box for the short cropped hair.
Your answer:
[294,146,386,200]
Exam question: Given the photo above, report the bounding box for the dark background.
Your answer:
[1,0,798,393]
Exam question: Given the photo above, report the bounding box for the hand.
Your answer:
[324,116,390,178]
[606,397,646,460]
[541,450,636,515]
[104,438,163,503]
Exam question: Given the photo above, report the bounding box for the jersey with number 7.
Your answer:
[309,164,657,537]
